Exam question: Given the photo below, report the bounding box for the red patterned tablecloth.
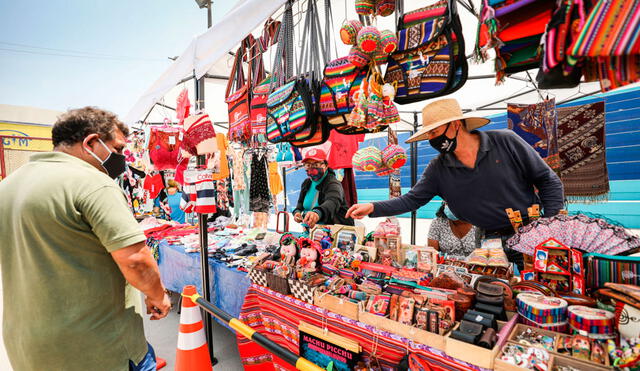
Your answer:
[236,284,489,371]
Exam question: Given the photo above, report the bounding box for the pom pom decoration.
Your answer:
[348,46,371,68]
[340,20,363,45]
[382,145,407,169]
[352,146,383,172]
[357,26,382,53]
[376,0,396,16]
[380,30,398,54]
[355,0,376,16]
[375,166,395,176]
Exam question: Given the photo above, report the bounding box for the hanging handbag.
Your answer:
[384,0,468,104]
[320,57,368,125]
[285,0,332,145]
[225,35,255,143]
[265,1,316,143]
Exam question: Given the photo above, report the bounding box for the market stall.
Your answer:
[121,0,640,370]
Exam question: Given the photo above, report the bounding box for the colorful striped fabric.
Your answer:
[237,284,488,370]
[566,0,640,91]
[569,0,640,57]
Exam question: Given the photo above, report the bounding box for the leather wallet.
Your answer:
[475,302,506,321]
[450,320,483,344]
[478,327,497,349]
[463,310,496,329]
[476,282,504,297]
[476,292,504,306]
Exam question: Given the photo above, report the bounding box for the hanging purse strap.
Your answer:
[297,0,328,82]
[225,38,248,99]
[269,0,294,93]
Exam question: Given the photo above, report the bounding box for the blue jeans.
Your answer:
[129,343,156,371]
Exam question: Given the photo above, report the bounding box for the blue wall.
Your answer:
[286,86,640,228]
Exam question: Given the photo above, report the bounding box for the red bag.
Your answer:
[225,36,254,143]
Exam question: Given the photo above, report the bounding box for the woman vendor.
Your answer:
[293,149,354,228]
[428,202,482,258]
[153,179,186,224]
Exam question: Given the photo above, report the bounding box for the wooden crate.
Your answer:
[505,323,611,368]
[358,311,447,351]
[313,291,360,321]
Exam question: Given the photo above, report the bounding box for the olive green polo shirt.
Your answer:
[0,152,148,370]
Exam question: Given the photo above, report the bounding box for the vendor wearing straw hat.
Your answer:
[346,98,564,268]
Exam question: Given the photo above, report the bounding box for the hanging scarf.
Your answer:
[557,101,609,201]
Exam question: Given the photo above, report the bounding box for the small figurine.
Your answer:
[297,238,322,278]
[279,233,299,268]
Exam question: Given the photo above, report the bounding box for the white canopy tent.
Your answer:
[126,0,607,129]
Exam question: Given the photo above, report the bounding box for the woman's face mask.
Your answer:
[306,167,325,182]
[443,205,459,221]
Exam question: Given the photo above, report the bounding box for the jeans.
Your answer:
[129,343,156,371]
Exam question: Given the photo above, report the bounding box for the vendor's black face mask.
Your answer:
[85,138,127,179]
[429,122,460,154]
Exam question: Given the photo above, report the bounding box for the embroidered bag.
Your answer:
[384,0,468,104]
[225,35,255,143]
[320,56,368,127]
[265,2,316,143]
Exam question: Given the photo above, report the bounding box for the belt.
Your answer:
[485,217,531,237]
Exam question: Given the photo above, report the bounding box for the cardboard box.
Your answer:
[313,291,360,321]
[445,316,518,369]
[358,311,446,351]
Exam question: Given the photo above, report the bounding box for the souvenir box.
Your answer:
[444,316,518,369]
[532,238,584,294]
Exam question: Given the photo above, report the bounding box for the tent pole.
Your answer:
[194,69,218,366]
[282,167,287,211]
[410,112,418,245]
[556,90,601,105]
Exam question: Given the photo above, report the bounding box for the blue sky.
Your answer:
[0,0,238,117]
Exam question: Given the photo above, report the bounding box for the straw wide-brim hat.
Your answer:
[406,99,490,143]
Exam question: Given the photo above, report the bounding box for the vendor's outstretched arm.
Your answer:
[507,131,564,217]
[370,163,438,217]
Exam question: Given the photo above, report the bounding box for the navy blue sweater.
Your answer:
[370,130,564,231]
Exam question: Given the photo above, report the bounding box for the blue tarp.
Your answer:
[157,240,251,322]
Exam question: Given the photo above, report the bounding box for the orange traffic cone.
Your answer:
[176,285,213,371]
[155,357,166,369]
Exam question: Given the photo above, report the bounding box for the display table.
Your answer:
[237,284,487,371]
[157,240,251,320]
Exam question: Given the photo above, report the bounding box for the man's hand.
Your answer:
[303,211,320,228]
[293,212,303,223]
[345,203,374,219]
[145,292,171,320]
